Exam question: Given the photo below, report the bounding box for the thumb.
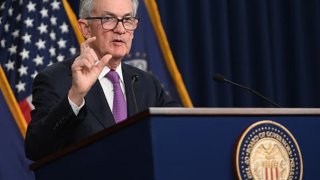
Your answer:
[96,54,112,70]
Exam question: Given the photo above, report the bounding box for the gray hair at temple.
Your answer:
[79,0,139,18]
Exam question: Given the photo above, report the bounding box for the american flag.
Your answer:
[0,0,79,123]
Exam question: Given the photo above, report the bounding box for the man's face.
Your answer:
[86,0,136,60]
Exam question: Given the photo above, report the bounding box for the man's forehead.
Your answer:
[91,0,134,16]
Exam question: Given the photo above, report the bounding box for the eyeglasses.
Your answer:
[85,16,139,31]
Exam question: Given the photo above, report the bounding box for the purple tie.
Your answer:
[106,70,127,123]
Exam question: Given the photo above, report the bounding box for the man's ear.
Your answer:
[78,19,91,39]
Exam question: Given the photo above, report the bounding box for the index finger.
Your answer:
[80,36,96,50]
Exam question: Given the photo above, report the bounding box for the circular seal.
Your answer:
[235,120,303,180]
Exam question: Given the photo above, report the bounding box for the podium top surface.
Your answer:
[147,107,320,115]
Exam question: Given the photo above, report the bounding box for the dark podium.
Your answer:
[30,108,320,179]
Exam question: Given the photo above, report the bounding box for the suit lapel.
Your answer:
[85,81,115,127]
[122,64,138,117]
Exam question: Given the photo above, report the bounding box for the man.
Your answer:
[25,0,180,161]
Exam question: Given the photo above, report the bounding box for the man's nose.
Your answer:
[113,21,126,34]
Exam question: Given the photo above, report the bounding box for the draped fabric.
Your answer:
[0,68,34,179]
[156,0,320,107]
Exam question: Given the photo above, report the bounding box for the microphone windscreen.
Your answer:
[212,74,226,83]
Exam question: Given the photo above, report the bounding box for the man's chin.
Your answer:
[108,50,128,59]
[109,53,127,60]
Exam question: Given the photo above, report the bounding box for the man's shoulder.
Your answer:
[122,63,153,77]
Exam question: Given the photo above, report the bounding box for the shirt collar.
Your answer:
[99,63,124,83]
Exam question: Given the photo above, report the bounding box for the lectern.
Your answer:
[30,108,320,179]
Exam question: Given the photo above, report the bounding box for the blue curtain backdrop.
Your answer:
[69,0,320,108]
[157,0,320,107]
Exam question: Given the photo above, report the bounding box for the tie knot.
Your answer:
[106,70,120,84]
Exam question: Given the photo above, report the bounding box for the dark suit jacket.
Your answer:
[25,58,180,160]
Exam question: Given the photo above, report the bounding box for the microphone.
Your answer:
[213,73,281,107]
[131,75,139,113]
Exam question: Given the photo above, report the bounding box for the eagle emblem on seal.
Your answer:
[235,120,303,180]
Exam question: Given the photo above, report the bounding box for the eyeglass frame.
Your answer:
[85,16,139,31]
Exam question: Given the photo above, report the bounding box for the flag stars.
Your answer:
[47,61,54,66]
[50,16,58,26]
[31,71,38,79]
[18,65,28,76]
[24,17,34,28]
[4,23,10,32]
[49,46,56,57]
[16,81,26,93]
[8,44,18,55]
[12,29,20,39]
[0,2,5,10]
[1,0,80,100]
[5,60,15,71]
[8,7,14,16]
[50,31,56,41]
[27,1,36,12]
[37,23,48,34]
[57,38,66,49]
[57,54,65,62]
[35,39,46,50]
[1,39,6,48]
[60,22,69,33]
[19,48,30,60]
[69,47,77,55]
[40,8,49,18]
[22,33,32,44]
[33,55,44,66]
[16,14,21,22]
[51,1,61,10]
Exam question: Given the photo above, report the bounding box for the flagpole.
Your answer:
[144,0,193,107]
[0,66,27,138]
[62,0,85,44]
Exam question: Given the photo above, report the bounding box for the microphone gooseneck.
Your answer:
[131,75,139,113]
[213,73,281,108]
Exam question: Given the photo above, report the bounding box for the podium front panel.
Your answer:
[32,109,320,180]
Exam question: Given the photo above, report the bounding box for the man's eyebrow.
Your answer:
[101,11,133,17]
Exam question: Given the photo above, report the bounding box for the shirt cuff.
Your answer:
[68,96,85,116]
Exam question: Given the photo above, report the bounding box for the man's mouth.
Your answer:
[112,39,125,44]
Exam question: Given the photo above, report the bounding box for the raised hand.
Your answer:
[68,37,112,106]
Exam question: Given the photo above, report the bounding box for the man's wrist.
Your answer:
[68,88,85,106]
[68,96,85,115]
